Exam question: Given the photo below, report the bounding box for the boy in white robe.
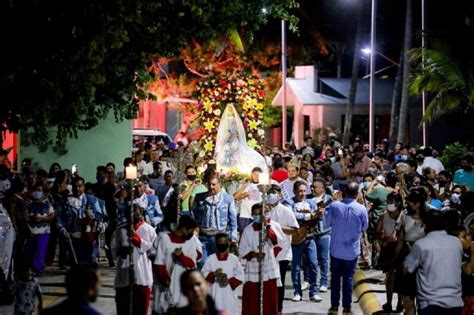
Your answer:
[112,206,157,315]
[239,203,286,315]
[202,233,244,315]
[152,215,202,314]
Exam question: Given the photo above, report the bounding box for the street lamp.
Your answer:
[368,0,376,152]
[361,47,399,79]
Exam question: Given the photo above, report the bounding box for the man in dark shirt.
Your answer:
[41,265,100,315]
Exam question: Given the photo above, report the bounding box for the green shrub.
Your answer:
[439,142,469,170]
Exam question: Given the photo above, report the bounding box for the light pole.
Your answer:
[368,0,377,152]
[281,20,288,150]
[421,0,427,146]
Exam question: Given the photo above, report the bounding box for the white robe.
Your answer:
[111,221,157,288]
[201,253,244,315]
[153,233,202,313]
[239,220,285,285]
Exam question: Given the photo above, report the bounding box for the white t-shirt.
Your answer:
[238,183,262,218]
[269,203,299,261]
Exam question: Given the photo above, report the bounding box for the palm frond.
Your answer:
[227,28,244,53]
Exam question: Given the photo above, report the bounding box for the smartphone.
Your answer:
[71,164,77,175]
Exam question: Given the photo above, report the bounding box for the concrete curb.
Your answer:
[353,269,382,315]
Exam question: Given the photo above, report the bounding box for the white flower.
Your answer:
[214,109,221,116]
[257,129,265,136]
[199,151,206,157]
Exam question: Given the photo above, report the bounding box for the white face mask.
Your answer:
[386,203,397,212]
[451,193,461,204]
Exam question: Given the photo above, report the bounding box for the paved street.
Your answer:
[0,256,364,315]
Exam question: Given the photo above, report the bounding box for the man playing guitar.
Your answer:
[283,180,323,302]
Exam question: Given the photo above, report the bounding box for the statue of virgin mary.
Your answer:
[214,104,268,174]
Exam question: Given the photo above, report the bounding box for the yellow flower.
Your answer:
[204,140,214,152]
[249,120,258,130]
[204,120,214,132]
[247,138,257,149]
[242,103,249,111]
[203,101,214,113]
[248,79,255,85]
[256,103,264,110]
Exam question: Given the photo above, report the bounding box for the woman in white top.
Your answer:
[375,192,404,313]
[393,188,427,315]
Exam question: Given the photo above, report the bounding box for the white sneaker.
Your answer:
[292,294,302,302]
[301,281,310,291]
[319,285,328,292]
[311,294,323,302]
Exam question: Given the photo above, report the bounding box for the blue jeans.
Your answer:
[315,233,330,287]
[197,234,216,269]
[419,305,462,315]
[291,238,318,296]
[330,256,357,309]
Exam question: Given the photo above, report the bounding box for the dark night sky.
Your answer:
[260,0,474,78]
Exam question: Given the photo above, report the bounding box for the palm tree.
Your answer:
[342,5,363,146]
[328,41,347,78]
[397,0,413,144]
[410,47,474,122]
[388,45,404,147]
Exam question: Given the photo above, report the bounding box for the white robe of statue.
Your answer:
[214,104,268,174]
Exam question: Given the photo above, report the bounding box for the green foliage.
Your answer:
[439,142,470,170]
[1,0,299,147]
[410,47,474,123]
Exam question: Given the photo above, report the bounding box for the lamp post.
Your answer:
[368,0,377,152]
[281,20,287,150]
[125,164,138,315]
[257,173,271,315]
[421,0,427,146]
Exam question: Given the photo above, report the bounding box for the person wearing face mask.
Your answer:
[392,189,427,315]
[201,233,244,315]
[152,215,202,313]
[375,192,404,313]
[56,177,104,266]
[454,154,474,191]
[239,202,285,315]
[180,165,207,212]
[26,183,55,276]
[364,174,392,268]
[266,185,299,313]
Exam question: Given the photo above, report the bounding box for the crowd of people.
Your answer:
[0,135,473,315]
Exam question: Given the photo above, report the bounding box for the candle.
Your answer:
[125,164,138,180]
[258,173,270,185]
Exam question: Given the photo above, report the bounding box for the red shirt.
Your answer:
[271,169,288,183]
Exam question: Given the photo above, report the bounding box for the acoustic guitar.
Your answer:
[291,191,342,245]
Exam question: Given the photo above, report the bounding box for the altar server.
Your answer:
[239,203,285,315]
[202,233,244,315]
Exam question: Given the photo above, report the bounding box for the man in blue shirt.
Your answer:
[453,154,474,191]
[326,182,368,315]
[192,175,237,269]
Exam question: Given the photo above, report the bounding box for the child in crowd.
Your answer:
[450,225,474,315]
[375,192,404,313]
[14,265,42,315]
[239,203,285,315]
[201,233,244,315]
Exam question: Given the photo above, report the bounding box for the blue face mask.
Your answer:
[33,191,43,200]
[252,215,262,224]
[266,193,279,205]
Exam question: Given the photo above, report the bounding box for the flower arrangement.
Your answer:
[196,72,265,156]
